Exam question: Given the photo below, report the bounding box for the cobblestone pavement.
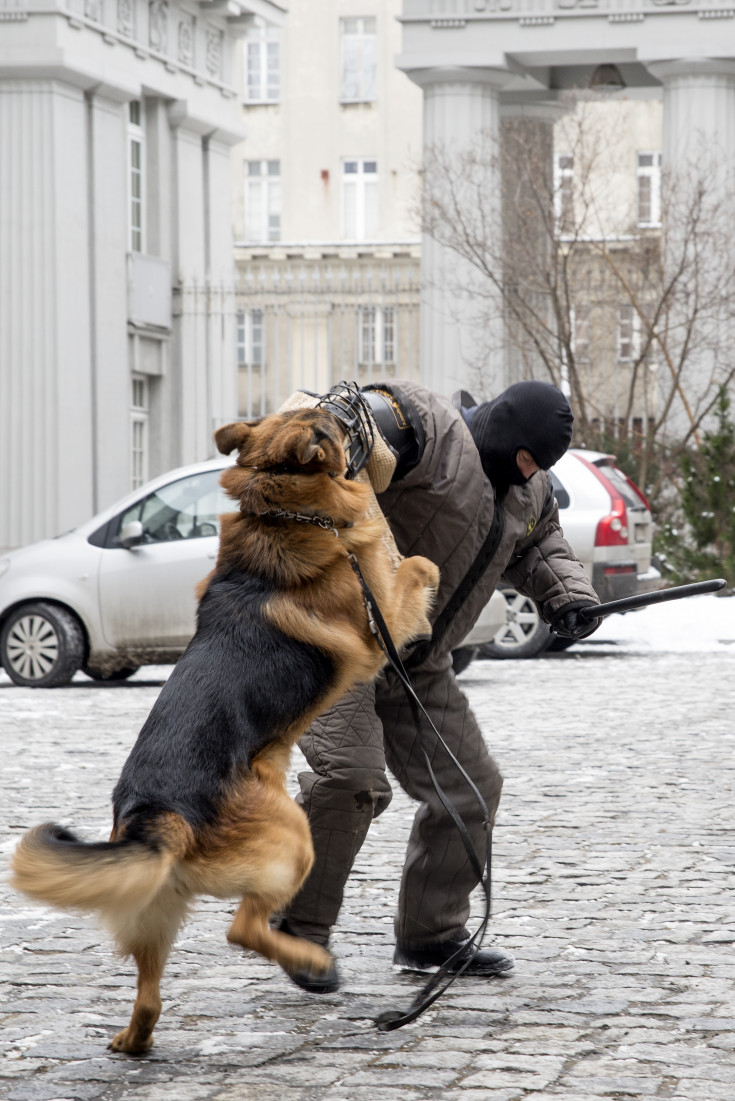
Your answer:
[1,634,734,1101]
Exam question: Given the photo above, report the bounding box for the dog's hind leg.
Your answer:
[109,941,167,1055]
[108,888,188,1055]
[227,896,333,980]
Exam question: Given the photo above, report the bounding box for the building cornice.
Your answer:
[0,0,282,99]
[397,2,735,26]
[235,241,422,261]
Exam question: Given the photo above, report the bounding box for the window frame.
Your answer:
[553,152,575,237]
[245,159,281,243]
[341,157,378,241]
[617,304,640,363]
[358,305,396,367]
[128,101,146,254]
[339,16,377,104]
[243,25,280,104]
[236,307,265,369]
[637,151,662,228]
[130,374,149,491]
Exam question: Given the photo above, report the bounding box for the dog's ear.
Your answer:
[215,422,253,456]
[294,428,327,467]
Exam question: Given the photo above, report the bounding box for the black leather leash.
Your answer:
[242,502,496,1028]
[346,552,494,1031]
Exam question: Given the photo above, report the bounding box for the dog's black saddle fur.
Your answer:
[112,569,335,831]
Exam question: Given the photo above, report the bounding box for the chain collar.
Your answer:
[244,508,353,536]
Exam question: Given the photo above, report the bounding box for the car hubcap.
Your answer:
[495,593,539,647]
[6,615,59,680]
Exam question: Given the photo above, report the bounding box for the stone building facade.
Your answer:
[232,0,423,416]
[0,0,283,551]
[398,0,735,428]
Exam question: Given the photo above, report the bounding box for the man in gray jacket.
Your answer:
[278,379,600,991]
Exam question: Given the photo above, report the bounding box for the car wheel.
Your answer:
[0,602,85,687]
[477,587,553,660]
[451,646,478,676]
[83,665,140,682]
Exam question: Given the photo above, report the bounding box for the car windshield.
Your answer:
[118,470,231,543]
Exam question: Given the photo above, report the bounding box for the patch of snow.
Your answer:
[589,593,735,653]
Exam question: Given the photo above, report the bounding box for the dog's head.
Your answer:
[215,409,347,477]
[215,408,368,517]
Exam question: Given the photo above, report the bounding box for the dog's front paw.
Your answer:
[109,1028,153,1055]
[402,555,440,593]
[283,946,340,994]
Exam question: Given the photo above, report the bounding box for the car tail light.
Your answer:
[574,453,631,547]
[595,496,629,546]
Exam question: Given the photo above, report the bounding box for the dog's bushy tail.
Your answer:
[10,823,176,923]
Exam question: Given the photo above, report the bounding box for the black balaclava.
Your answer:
[468,381,574,494]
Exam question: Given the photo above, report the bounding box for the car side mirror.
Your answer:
[118,520,145,549]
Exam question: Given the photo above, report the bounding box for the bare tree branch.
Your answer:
[419,97,735,489]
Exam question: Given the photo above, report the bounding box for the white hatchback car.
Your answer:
[0,458,506,688]
[0,460,231,687]
[478,448,661,660]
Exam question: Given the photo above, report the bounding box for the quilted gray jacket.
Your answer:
[375,379,599,668]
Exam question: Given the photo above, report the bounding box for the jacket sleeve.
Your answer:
[501,491,599,623]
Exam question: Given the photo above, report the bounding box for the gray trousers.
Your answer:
[284,660,503,947]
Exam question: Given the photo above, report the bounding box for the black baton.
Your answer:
[578,578,727,622]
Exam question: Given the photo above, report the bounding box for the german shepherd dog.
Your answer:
[11,408,439,1054]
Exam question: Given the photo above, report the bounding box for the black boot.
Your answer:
[273,917,340,994]
[394,933,514,976]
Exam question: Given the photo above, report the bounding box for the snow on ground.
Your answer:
[587,592,735,653]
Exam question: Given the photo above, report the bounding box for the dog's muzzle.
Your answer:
[316,381,376,480]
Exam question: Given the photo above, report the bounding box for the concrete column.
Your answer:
[500,102,568,392]
[169,111,208,467]
[648,59,735,185]
[145,98,173,263]
[646,59,735,435]
[404,67,514,398]
[203,135,239,431]
[86,90,131,512]
[0,80,94,550]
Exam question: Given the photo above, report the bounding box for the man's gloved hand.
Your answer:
[551,602,601,640]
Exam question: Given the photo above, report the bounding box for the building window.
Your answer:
[237,308,266,417]
[359,306,395,366]
[571,305,589,363]
[341,158,377,240]
[131,374,148,490]
[637,151,662,227]
[244,25,280,103]
[245,160,281,243]
[617,305,640,362]
[236,309,247,367]
[554,153,574,236]
[236,308,265,369]
[340,17,377,103]
[128,101,145,253]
